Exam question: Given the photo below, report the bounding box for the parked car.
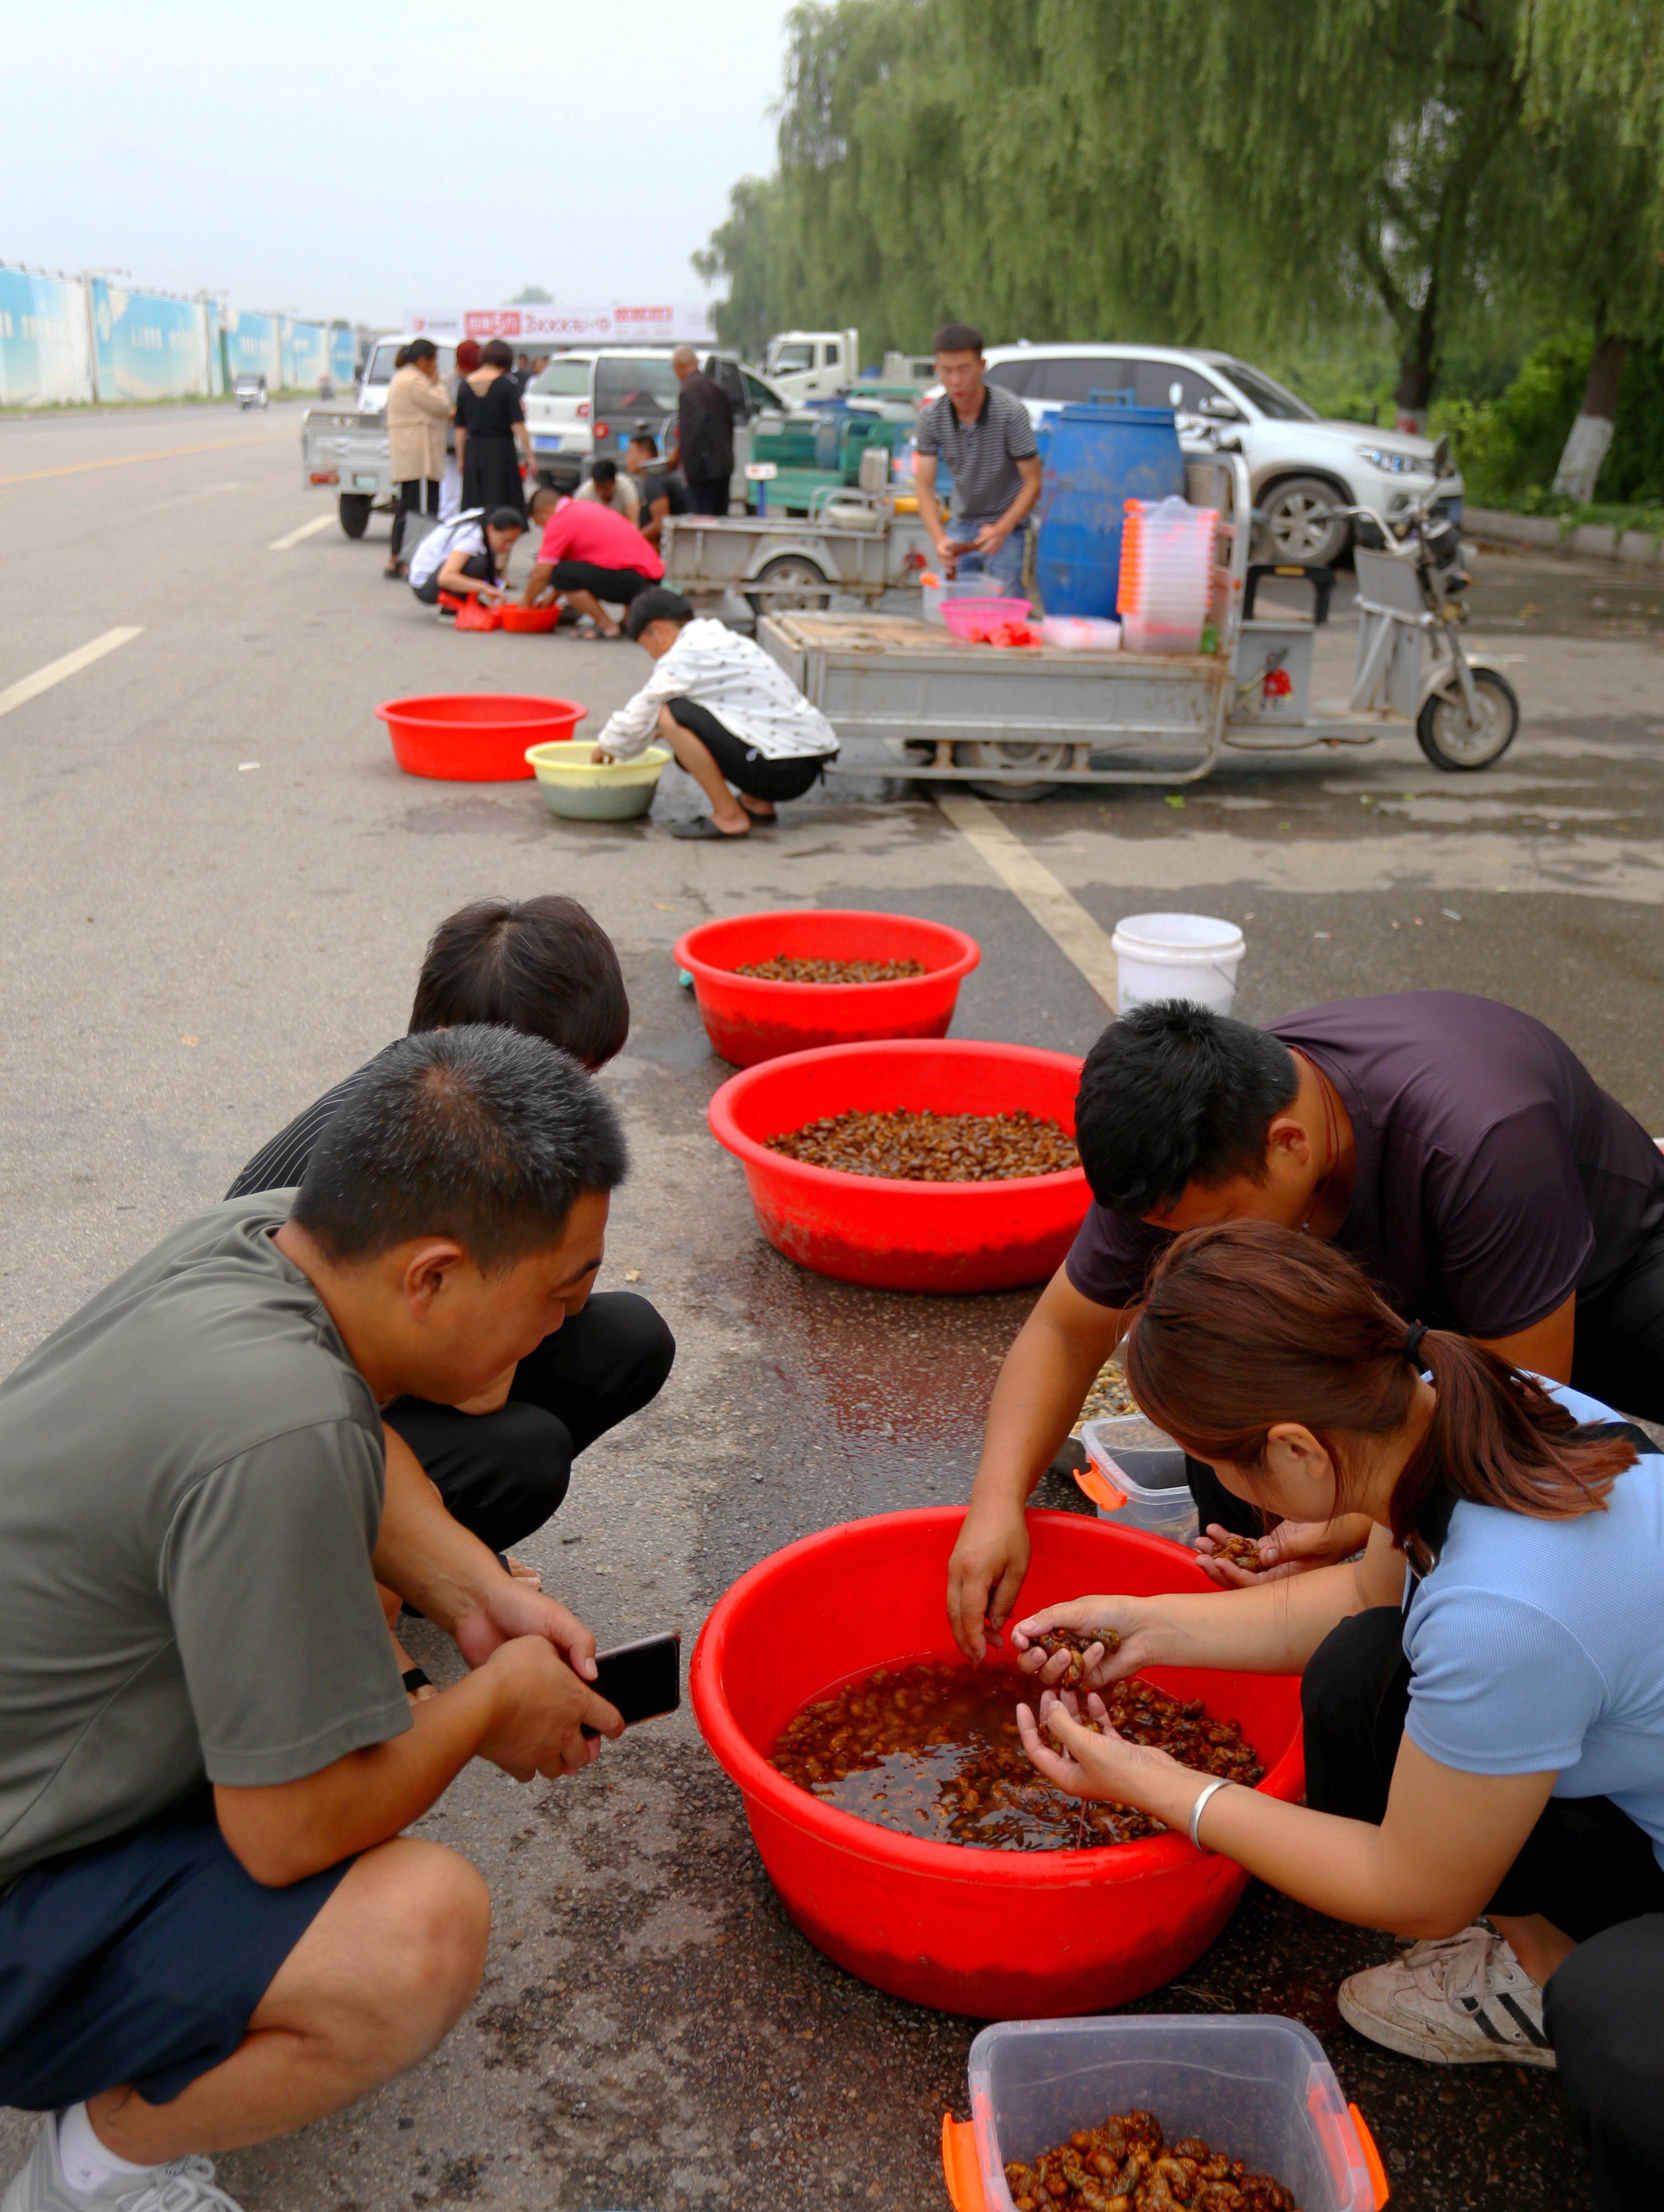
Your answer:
[522,348,787,507]
[937,343,1461,566]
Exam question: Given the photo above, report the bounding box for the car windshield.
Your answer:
[1217,360,1316,422]
[594,356,682,413]
[532,359,593,397]
[770,343,815,372]
[744,372,780,409]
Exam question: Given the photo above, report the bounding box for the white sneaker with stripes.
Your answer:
[1338,1924,1556,2068]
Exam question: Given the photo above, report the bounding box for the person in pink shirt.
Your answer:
[521,485,664,638]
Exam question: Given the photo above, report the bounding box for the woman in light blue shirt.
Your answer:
[1015,1219,1664,2211]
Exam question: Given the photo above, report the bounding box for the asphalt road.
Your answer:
[4,402,1662,2212]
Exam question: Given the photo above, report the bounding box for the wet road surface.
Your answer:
[4,406,1662,2209]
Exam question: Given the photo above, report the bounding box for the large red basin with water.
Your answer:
[691,1508,1304,2019]
[707,1038,1087,1292]
[674,909,981,1067]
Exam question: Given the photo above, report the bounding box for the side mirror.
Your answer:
[1199,394,1244,422]
[1432,433,1451,475]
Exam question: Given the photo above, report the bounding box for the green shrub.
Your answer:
[1436,331,1664,510]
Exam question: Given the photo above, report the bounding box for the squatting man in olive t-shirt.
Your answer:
[947,992,1664,1654]
[0,1027,630,2212]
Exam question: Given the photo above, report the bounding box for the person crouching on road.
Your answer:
[407,506,525,612]
[521,484,662,639]
[1012,1221,1664,2212]
[592,588,840,841]
[575,457,640,526]
[0,1026,627,2212]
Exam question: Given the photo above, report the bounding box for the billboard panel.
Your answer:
[0,269,93,406]
[404,302,718,347]
[283,318,330,390]
[89,281,208,402]
[330,325,357,387]
[223,308,281,386]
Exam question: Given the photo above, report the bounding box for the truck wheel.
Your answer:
[952,739,1069,802]
[1416,668,1519,771]
[744,555,832,618]
[338,494,372,539]
[1258,476,1349,566]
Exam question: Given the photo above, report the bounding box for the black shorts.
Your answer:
[0,1791,349,2109]
[540,561,656,603]
[665,697,832,802]
[413,549,495,606]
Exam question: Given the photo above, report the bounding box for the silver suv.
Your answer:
[968,343,1462,566]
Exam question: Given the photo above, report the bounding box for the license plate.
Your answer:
[352,472,380,490]
[532,436,562,453]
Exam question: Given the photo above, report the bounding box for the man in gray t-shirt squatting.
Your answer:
[914,318,1042,599]
[0,1028,631,2212]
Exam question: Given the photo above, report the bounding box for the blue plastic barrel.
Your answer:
[1034,403,1186,617]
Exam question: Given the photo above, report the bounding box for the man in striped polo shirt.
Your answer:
[914,319,1042,597]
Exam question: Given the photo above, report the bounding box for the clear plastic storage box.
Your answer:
[1079,1414,1197,1546]
[943,2015,1385,2212]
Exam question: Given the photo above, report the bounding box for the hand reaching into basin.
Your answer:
[1017,1687,1194,1816]
[1010,1601,1145,1690]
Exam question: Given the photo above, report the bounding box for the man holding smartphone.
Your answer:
[914,321,1042,596]
[0,1028,629,2212]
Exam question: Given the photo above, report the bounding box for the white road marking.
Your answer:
[269,513,335,553]
[935,790,1119,1010]
[0,627,144,720]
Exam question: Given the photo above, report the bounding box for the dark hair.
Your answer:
[933,321,984,356]
[479,338,515,370]
[394,345,411,369]
[517,352,530,365]
[409,894,629,1067]
[590,459,618,485]
[624,587,694,639]
[1123,1221,1634,1554]
[1075,1004,1299,1214]
[407,337,437,364]
[291,1026,627,1273]
[628,427,658,454]
[487,506,526,532]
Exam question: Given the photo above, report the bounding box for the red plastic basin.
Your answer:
[707,1038,1088,1292]
[692,1508,1305,2019]
[499,606,561,634]
[375,693,587,781]
[674,908,981,1067]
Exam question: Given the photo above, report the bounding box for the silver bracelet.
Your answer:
[1189,1778,1233,1852]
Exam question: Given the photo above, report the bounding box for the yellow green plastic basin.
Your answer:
[524,740,672,821]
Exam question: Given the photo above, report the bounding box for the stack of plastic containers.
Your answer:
[1117,494,1218,653]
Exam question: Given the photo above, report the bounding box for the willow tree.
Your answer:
[1520,0,1664,499]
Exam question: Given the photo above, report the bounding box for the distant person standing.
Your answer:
[669,346,733,516]
[915,319,1041,596]
[456,339,532,523]
[439,339,482,522]
[385,339,452,579]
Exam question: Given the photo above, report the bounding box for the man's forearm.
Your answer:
[969,1305,1116,1515]
[374,1425,506,1634]
[524,561,553,606]
[215,1669,502,1885]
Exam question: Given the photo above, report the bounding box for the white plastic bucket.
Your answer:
[1111,911,1245,1017]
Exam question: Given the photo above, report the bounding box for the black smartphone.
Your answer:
[585,1631,681,1731]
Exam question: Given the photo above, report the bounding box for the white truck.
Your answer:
[762,329,861,405]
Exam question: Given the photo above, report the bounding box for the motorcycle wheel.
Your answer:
[952,739,1069,801]
[338,494,372,539]
[1415,668,1520,771]
[744,555,832,619]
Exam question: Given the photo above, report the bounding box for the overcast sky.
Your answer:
[7,0,790,326]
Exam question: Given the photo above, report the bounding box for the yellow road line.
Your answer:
[0,628,144,719]
[935,790,1119,1010]
[269,512,335,552]
[0,432,290,487]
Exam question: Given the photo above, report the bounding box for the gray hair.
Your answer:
[291,1026,627,1273]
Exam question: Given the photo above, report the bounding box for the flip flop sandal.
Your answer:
[669,817,752,841]
[402,1666,433,1695]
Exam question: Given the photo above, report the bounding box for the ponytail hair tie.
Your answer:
[1404,1322,1428,1367]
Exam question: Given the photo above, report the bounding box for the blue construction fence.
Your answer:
[0,265,359,407]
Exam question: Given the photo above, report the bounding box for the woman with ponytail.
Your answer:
[1013,1219,1664,2208]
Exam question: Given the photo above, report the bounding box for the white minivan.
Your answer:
[523,349,786,503]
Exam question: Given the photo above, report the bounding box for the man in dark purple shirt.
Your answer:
[946,993,1664,1656]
